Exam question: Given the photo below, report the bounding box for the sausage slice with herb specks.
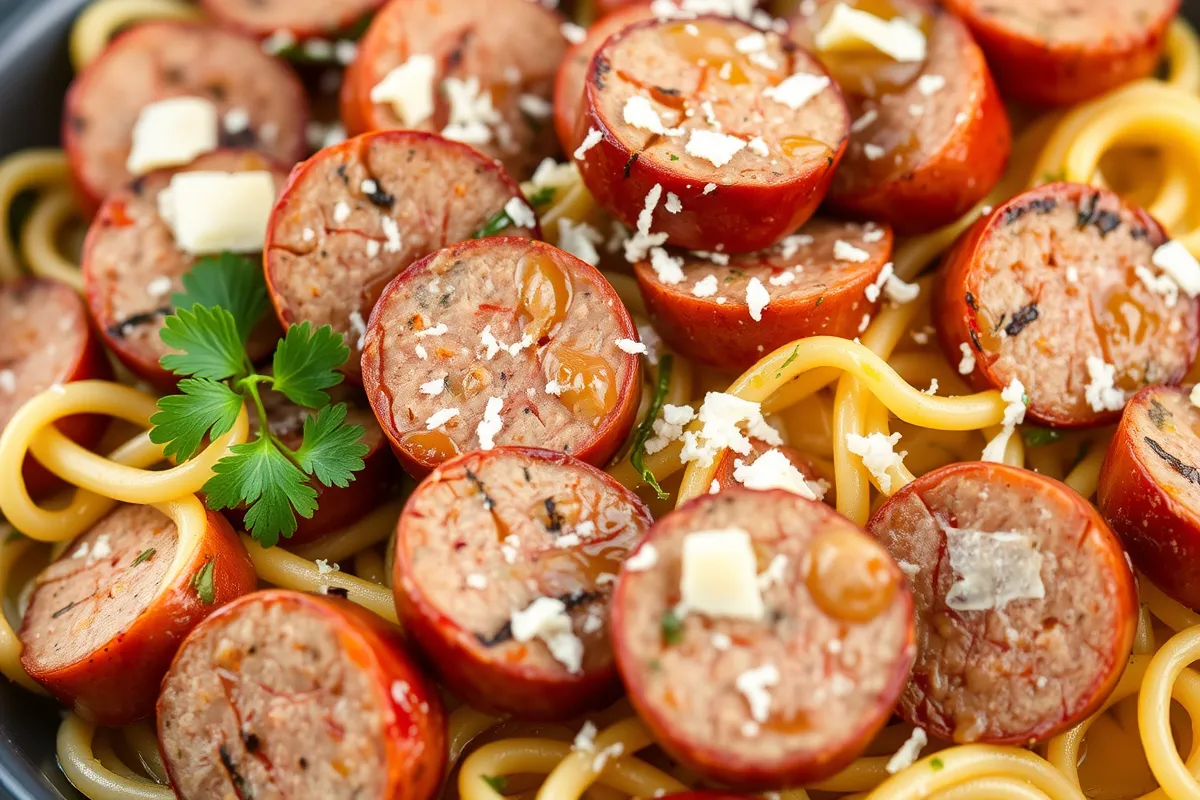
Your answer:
[1,278,110,497]
[1099,385,1200,609]
[158,590,445,800]
[943,0,1178,106]
[868,461,1138,745]
[633,219,892,370]
[265,130,537,384]
[934,182,1199,428]
[361,237,642,478]
[340,0,566,180]
[83,150,288,390]
[612,488,915,788]
[395,447,651,719]
[63,21,308,213]
[577,15,849,254]
[200,0,385,41]
[18,504,255,726]
[792,0,1011,234]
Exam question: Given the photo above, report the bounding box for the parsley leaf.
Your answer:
[149,378,244,460]
[131,548,155,566]
[1021,426,1062,447]
[159,305,246,379]
[204,437,319,548]
[295,404,369,488]
[630,354,673,500]
[774,344,800,379]
[527,186,556,208]
[473,208,514,239]
[482,776,508,793]
[271,322,348,408]
[192,558,216,604]
[172,253,270,343]
[660,607,683,645]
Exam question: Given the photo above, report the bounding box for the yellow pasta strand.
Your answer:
[69,0,202,70]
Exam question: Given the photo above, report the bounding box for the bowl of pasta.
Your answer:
[4,0,1200,799]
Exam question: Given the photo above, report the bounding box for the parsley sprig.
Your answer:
[630,354,673,500]
[148,253,369,548]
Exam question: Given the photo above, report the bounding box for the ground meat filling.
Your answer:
[206,0,381,34]
[158,597,388,800]
[356,0,564,179]
[67,22,306,199]
[0,281,88,427]
[363,239,638,466]
[403,449,650,674]
[620,491,910,764]
[963,186,1196,422]
[20,505,179,670]
[956,0,1176,45]
[87,151,285,368]
[636,219,889,314]
[594,18,846,187]
[1128,387,1200,506]
[266,133,534,381]
[870,466,1129,743]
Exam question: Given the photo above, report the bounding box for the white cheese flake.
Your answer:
[333,201,351,223]
[145,276,173,298]
[557,218,602,266]
[944,526,1045,611]
[665,192,683,214]
[561,21,587,44]
[834,240,870,263]
[703,182,717,195]
[645,403,696,455]
[510,596,584,673]
[615,338,647,355]
[574,127,603,160]
[415,322,448,338]
[732,449,818,500]
[466,573,487,589]
[649,247,685,285]
[747,136,769,157]
[763,73,830,110]
[1084,356,1126,413]
[127,97,219,175]
[1135,264,1179,308]
[1152,241,1200,298]
[681,528,765,620]
[917,74,946,96]
[692,274,719,297]
[746,277,769,322]
[623,95,669,134]
[624,544,658,572]
[476,396,504,450]
[518,94,553,119]
[504,196,537,230]
[685,130,747,168]
[573,721,598,752]
[424,408,459,430]
[863,143,885,160]
[886,728,928,774]
[315,559,340,575]
[419,377,446,396]
[958,343,975,374]
[369,55,437,127]
[347,310,367,350]
[845,431,906,493]
[735,664,780,722]
[441,76,501,145]
[678,392,781,467]
[625,184,668,263]
[981,378,1028,462]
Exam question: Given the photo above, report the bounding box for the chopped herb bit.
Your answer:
[661,607,684,645]
[775,344,800,379]
[482,775,508,793]
[192,558,217,604]
[527,186,556,208]
[815,296,824,307]
[931,757,944,772]
[1021,427,1061,448]
[473,209,515,239]
[131,548,156,566]
[630,354,674,500]
[669,154,680,161]
[4,530,24,544]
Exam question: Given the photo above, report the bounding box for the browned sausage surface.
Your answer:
[1098,385,1200,608]
[633,219,892,370]
[63,21,308,211]
[935,183,1199,427]
[868,462,1138,744]
[340,0,566,180]
[395,447,652,719]
[612,488,914,788]
[361,237,642,477]
[265,131,536,384]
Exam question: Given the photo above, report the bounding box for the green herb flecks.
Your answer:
[630,354,674,500]
[131,548,156,566]
[482,775,508,793]
[660,607,684,645]
[1021,427,1062,447]
[774,344,800,379]
[192,558,216,604]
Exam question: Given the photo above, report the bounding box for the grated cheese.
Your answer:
[424,408,459,429]
[692,274,719,297]
[886,728,928,774]
[678,392,781,467]
[623,95,669,134]
[510,596,584,673]
[419,377,446,396]
[441,76,501,145]
[735,664,780,723]
[616,338,647,355]
[732,449,818,500]
[845,431,905,493]
[574,127,603,160]
[557,219,602,265]
[476,397,504,450]
[746,277,769,321]
[685,130,747,168]
[834,240,870,263]
[763,73,830,110]
[957,343,975,374]
[504,196,537,230]
[1084,356,1126,413]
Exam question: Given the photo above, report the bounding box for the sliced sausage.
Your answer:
[63,21,308,213]
[394,446,652,719]
[18,504,256,726]
[792,0,1011,234]
[222,386,394,547]
[934,182,1199,428]
[634,218,892,370]
[942,0,1178,106]
[867,461,1138,745]
[339,0,566,180]
[200,0,385,41]
[0,278,111,498]
[611,488,915,788]
[554,3,657,154]
[361,237,642,477]
[265,130,537,384]
[576,15,849,254]
[82,150,288,390]
[1098,385,1200,609]
[712,439,832,502]
[157,589,445,800]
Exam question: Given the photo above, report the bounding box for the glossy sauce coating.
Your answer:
[868,462,1138,744]
[394,447,652,719]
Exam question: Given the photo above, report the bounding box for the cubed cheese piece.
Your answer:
[1152,240,1200,298]
[369,54,437,127]
[815,3,926,62]
[944,527,1045,611]
[681,528,765,620]
[156,171,276,254]
[126,97,219,176]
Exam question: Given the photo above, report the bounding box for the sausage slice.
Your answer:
[934,183,1199,427]
[340,0,566,180]
[1098,385,1200,609]
[612,488,915,788]
[158,590,446,800]
[83,150,288,389]
[63,21,308,213]
[943,0,1178,106]
[361,237,642,477]
[394,446,652,719]
[633,218,892,370]
[200,0,385,41]
[577,15,849,254]
[867,461,1138,745]
[19,504,256,726]
[1,278,110,497]
[265,130,537,384]
[793,0,1011,234]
